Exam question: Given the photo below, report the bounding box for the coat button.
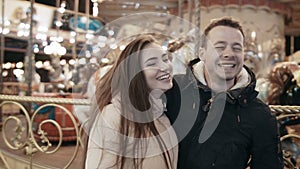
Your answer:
[243,99,247,104]
[212,163,215,166]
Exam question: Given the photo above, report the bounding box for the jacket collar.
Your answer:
[192,61,251,90]
[186,60,258,104]
[229,65,258,105]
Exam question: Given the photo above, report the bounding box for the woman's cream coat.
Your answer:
[86,96,178,169]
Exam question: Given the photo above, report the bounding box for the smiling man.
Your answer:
[166,17,284,169]
[200,25,244,92]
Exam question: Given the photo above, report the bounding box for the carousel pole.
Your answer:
[23,0,35,115]
[72,0,79,59]
[178,0,184,33]
[188,0,193,31]
[71,0,79,90]
[85,0,90,51]
[25,0,35,97]
[0,0,5,129]
[85,0,90,54]
[290,35,294,55]
[194,0,201,58]
[86,0,90,32]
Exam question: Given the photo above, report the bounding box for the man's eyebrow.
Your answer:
[232,42,243,47]
[213,41,242,47]
[213,41,226,45]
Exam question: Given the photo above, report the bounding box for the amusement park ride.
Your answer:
[1,0,300,168]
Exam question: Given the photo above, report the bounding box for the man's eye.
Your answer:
[233,47,242,52]
[215,46,225,50]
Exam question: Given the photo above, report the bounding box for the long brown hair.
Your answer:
[86,34,172,169]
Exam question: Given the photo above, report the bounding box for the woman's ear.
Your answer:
[198,47,205,62]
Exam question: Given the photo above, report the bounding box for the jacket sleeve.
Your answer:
[250,105,284,169]
[85,105,122,169]
[86,138,120,169]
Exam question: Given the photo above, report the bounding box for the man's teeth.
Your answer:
[157,74,170,80]
[219,63,235,68]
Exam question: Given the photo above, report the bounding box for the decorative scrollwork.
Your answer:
[283,150,297,169]
[281,134,300,169]
[36,119,62,153]
[3,116,26,149]
[1,101,30,150]
[30,103,80,168]
[0,96,82,169]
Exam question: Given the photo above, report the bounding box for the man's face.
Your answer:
[202,26,244,83]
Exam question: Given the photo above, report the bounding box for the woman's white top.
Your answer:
[85,97,178,169]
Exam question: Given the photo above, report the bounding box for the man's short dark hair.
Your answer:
[201,17,245,48]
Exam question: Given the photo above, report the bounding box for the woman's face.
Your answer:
[140,43,173,92]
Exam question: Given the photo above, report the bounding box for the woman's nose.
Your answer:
[159,61,169,71]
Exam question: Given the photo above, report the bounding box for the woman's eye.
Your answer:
[146,63,156,67]
[162,57,169,62]
[162,54,169,62]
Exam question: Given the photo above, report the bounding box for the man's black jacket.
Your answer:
[165,65,284,169]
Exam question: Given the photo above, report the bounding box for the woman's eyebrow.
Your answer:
[145,57,158,63]
[162,53,168,57]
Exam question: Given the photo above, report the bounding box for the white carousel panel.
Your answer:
[97,0,178,22]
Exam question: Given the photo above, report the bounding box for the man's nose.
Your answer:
[222,46,234,58]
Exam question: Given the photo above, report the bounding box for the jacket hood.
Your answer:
[193,61,251,90]
[187,60,258,105]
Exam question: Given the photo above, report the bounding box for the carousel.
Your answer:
[0,0,300,168]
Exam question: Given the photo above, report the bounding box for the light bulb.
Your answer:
[58,46,67,56]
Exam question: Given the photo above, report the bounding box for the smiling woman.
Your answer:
[140,43,173,92]
[84,34,178,169]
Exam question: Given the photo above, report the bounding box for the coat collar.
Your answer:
[185,60,258,105]
[192,61,251,90]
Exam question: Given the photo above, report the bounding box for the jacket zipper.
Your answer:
[202,97,214,112]
[192,96,214,141]
[226,91,241,123]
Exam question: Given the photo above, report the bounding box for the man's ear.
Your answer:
[198,47,205,61]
